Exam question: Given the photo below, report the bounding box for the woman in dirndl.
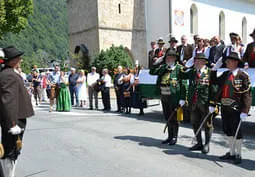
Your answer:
[56,71,71,111]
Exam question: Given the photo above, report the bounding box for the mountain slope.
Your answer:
[0,0,68,72]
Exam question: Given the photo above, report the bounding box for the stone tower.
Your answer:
[67,0,147,67]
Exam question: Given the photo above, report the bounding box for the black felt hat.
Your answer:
[168,37,178,43]
[3,46,24,61]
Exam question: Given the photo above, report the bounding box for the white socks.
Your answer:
[227,136,242,157]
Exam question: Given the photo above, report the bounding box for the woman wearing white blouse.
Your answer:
[77,70,87,107]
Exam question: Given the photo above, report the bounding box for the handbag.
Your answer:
[123,91,131,98]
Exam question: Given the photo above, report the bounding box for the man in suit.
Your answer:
[148,41,157,69]
[211,52,252,164]
[0,46,34,177]
[180,53,216,154]
[208,35,225,67]
[177,35,194,66]
[243,29,255,67]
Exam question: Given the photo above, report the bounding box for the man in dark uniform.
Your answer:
[0,46,34,176]
[211,52,252,164]
[243,29,255,67]
[180,53,216,154]
[114,65,126,112]
[150,50,183,145]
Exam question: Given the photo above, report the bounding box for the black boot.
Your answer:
[139,108,144,116]
[190,125,203,151]
[233,155,242,164]
[169,124,179,145]
[162,124,173,144]
[202,129,212,154]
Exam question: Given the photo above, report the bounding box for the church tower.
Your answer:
[67,0,147,67]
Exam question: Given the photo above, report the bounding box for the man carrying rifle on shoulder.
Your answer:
[150,50,183,145]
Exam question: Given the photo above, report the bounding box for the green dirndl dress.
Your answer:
[56,83,71,112]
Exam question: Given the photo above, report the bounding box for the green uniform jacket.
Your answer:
[180,66,217,106]
[149,63,183,105]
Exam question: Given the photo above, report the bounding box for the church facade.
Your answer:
[67,0,255,68]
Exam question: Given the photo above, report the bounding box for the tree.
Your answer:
[0,0,33,38]
[92,45,133,75]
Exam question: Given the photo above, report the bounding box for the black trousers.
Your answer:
[221,107,243,139]
[115,87,123,111]
[161,95,179,139]
[102,87,111,110]
[1,119,27,161]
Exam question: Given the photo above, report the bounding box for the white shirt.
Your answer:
[192,47,210,59]
[231,68,239,77]
[103,74,112,87]
[87,72,100,86]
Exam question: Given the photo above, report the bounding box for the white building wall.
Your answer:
[145,0,170,50]
[145,0,255,49]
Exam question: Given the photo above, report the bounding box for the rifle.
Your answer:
[191,112,212,144]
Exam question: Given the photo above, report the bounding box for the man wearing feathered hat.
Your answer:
[150,50,183,145]
[153,38,167,65]
[0,46,34,176]
[211,52,252,164]
[167,37,178,52]
[243,28,255,67]
[179,53,216,154]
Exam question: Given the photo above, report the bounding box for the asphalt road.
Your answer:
[15,100,255,177]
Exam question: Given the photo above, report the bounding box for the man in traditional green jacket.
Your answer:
[179,53,216,153]
[149,50,183,145]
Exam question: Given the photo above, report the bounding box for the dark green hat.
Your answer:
[165,50,179,58]
[194,53,208,61]
[226,52,241,62]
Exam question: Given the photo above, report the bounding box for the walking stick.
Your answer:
[163,108,177,133]
[191,112,212,144]
[231,120,242,152]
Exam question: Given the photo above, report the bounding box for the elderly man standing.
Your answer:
[0,46,34,177]
[114,66,125,112]
[68,67,79,106]
[87,66,100,110]
[101,68,112,111]
[177,35,194,66]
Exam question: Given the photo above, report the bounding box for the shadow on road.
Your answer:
[114,135,255,171]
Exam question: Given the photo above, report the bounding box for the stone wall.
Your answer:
[68,0,147,66]
[67,0,99,59]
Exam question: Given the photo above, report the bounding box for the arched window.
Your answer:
[242,17,247,44]
[219,11,225,40]
[190,4,198,35]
